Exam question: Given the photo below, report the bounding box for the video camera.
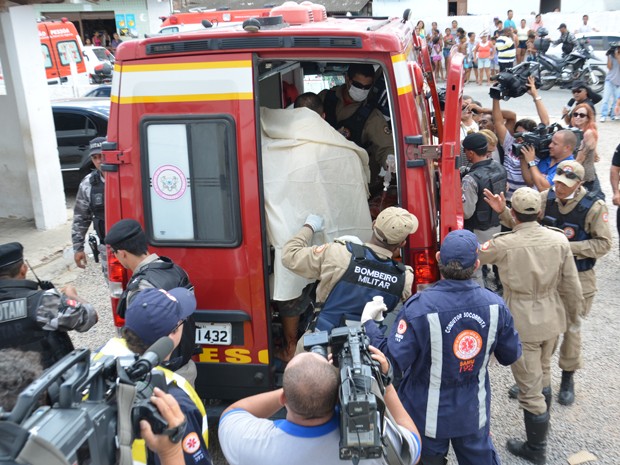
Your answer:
[606,41,620,56]
[512,123,583,160]
[304,326,390,463]
[0,337,175,465]
[489,62,541,101]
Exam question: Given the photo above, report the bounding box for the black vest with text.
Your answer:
[90,171,106,240]
[117,257,197,370]
[464,159,507,231]
[542,190,597,272]
[324,89,375,148]
[0,279,74,368]
[316,243,406,332]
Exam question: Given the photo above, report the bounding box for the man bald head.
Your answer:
[283,352,339,420]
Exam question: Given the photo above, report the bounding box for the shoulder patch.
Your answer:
[383,125,392,135]
[481,241,491,251]
[182,432,201,454]
[396,319,408,335]
[602,212,609,223]
[313,244,327,255]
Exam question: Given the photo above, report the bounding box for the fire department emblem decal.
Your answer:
[453,330,483,360]
[153,165,187,200]
[563,227,576,240]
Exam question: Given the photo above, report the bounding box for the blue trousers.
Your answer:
[420,427,501,465]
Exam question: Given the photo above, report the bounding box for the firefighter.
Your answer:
[281,207,416,334]
[320,63,394,188]
[493,161,612,406]
[478,187,584,464]
[0,242,97,369]
[363,229,522,465]
[461,132,507,287]
[72,137,107,272]
[105,219,198,386]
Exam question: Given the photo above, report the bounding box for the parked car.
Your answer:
[83,46,114,84]
[547,32,620,65]
[52,98,110,188]
[83,85,111,98]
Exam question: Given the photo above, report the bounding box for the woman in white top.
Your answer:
[516,19,529,63]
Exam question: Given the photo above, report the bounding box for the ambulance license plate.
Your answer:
[195,323,232,346]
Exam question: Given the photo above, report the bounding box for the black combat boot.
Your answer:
[542,386,552,411]
[506,410,550,465]
[558,370,575,405]
[508,383,519,399]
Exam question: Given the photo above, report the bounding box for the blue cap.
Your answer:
[439,230,479,268]
[125,288,196,346]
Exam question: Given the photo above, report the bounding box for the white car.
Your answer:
[547,32,620,65]
[82,46,114,84]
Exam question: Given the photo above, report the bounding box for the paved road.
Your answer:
[68,82,620,465]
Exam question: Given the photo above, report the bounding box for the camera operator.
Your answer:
[96,287,212,465]
[520,129,578,192]
[561,80,600,125]
[218,349,421,465]
[600,43,620,122]
[363,229,521,465]
[488,161,611,407]
[0,242,98,369]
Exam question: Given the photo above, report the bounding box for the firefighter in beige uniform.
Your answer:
[495,160,612,407]
[477,187,583,465]
[281,207,415,333]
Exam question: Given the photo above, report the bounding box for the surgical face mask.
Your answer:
[348,85,370,102]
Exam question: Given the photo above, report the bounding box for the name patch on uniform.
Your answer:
[0,298,27,323]
[354,265,398,289]
[453,330,483,360]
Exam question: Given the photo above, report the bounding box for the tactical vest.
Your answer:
[316,243,406,332]
[561,37,575,55]
[324,89,375,148]
[117,257,197,370]
[542,190,597,271]
[0,279,74,368]
[89,171,106,240]
[464,159,507,231]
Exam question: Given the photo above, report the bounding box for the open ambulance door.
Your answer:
[412,31,443,141]
[438,53,465,240]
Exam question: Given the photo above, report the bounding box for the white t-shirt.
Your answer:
[219,409,421,465]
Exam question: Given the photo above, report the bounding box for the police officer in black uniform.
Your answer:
[105,219,198,385]
[71,137,106,271]
[0,242,98,368]
[461,133,507,287]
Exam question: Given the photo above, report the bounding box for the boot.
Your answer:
[506,410,550,465]
[542,386,552,411]
[420,455,448,465]
[558,370,575,406]
[508,383,519,399]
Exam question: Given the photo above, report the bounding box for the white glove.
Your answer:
[361,297,388,325]
[385,154,396,173]
[304,214,324,233]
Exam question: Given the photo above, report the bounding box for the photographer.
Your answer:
[520,129,577,191]
[0,242,98,369]
[218,349,421,465]
[97,287,212,465]
[363,229,521,465]
[600,43,620,122]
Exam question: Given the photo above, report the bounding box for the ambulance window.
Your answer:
[41,45,53,69]
[143,118,241,247]
[56,41,83,65]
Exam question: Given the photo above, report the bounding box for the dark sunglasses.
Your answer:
[556,167,581,180]
[572,112,588,118]
[572,88,585,94]
[350,80,373,90]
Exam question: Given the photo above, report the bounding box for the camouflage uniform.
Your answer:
[72,170,107,275]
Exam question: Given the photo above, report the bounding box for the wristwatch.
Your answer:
[527,160,537,168]
[533,96,542,101]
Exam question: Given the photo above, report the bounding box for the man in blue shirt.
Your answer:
[363,229,522,465]
[520,129,577,191]
[504,10,516,30]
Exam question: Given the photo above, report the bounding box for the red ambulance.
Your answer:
[38,19,87,84]
[103,2,465,402]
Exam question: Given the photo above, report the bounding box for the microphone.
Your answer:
[126,337,174,380]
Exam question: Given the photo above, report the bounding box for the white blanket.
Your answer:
[261,106,373,301]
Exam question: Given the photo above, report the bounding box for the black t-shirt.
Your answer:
[612,143,620,167]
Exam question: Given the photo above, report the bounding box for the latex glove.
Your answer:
[304,214,324,233]
[385,154,396,173]
[361,297,388,325]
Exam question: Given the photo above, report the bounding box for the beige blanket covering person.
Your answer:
[261,106,373,301]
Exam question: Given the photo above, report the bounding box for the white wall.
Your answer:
[146,0,173,35]
[0,5,66,229]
